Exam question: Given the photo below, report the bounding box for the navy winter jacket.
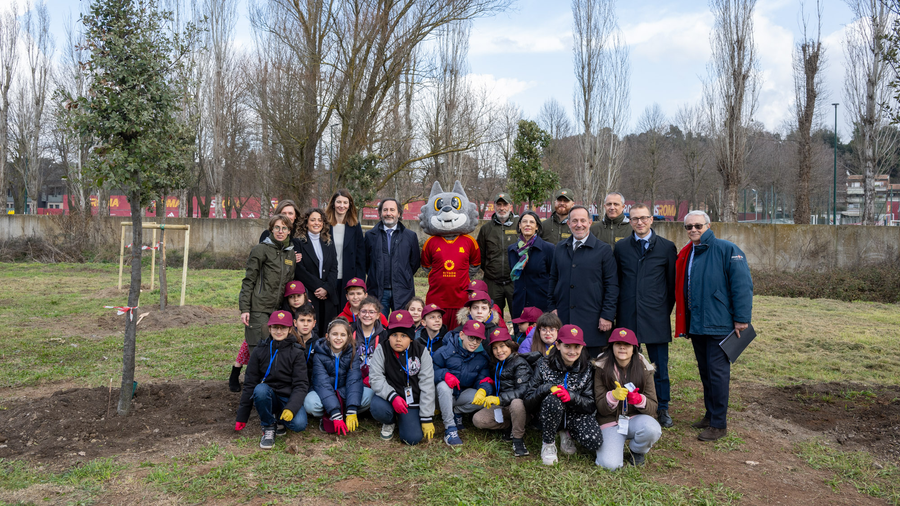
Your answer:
[432,333,494,395]
[310,340,363,419]
[507,235,555,318]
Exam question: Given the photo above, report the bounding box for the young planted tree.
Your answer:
[508,120,558,209]
[68,0,195,415]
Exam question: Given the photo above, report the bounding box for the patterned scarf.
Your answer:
[510,234,537,281]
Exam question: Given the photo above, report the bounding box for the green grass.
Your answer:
[2,264,900,504]
[796,439,900,504]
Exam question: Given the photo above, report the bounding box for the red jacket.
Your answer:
[337,302,388,327]
[674,242,692,338]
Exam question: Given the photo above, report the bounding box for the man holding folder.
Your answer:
[674,210,753,442]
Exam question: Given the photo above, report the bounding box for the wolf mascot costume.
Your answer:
[418,181,481,328]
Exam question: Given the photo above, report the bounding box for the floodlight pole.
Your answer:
[832,103,839,226]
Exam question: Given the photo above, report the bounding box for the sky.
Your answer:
[23,0,856,137]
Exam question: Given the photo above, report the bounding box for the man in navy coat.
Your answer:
[548,205,618,357]
[613,203,677,428]
[365,199,421,316]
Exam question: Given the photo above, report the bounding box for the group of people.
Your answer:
[233,187,754,468]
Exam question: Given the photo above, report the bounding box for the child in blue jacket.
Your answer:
[432,320,495,447]
[304,319,368,435]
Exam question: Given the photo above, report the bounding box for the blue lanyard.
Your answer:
[334,354,340,390]
[363,329,375,365]
[563,372,569,390]
[398,349,410,386]
[494,360,505,395]
[426,335,436,355]
[306,340,313,362]
[262,341,279,383]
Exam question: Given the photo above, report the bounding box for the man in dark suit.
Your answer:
[613,203,677,428]
[365,198,421,316]
[548,205,618,357]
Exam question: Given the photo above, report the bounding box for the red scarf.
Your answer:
[674,242,694,338]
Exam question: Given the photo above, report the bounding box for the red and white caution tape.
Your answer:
[104,305,138,321]
[125,242,163,251]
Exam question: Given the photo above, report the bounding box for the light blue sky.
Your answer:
[32,0,855,137]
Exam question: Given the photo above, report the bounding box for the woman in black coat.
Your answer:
[325,190,366,311]
[508,211,555,319]
[295,208,339,335]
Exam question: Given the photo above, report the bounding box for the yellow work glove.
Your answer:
[346,414,358,432]
[421,422,435,441]
[612,381,629,401]
[482,396,500,409]
[550,385,561,394]
[280,409,294,422]
[471,388,487,406]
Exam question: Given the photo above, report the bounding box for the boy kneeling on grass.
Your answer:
[433,319,495,447]
[234,310,310,450]
[369,310,436,445]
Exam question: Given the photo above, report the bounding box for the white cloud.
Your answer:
[468,13,571,55]
[751,10,797,130]
[465,73,537,103]
[622,12,713,64]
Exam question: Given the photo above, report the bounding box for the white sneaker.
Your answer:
[380,423,395,440]
[559,430,576,455]
[541,442,558,465]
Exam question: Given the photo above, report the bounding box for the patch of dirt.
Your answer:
[96,305,234,334]
[0,380,239,468]
[741,382,900,460]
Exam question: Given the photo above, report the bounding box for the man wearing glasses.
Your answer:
[674,211,753,442]
[613,203,677,429]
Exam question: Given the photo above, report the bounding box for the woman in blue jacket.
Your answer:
[508,211,555,319]
[304,319,368,435]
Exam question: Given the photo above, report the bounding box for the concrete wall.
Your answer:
[2,214,898,271]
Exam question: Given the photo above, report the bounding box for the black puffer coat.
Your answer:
[236,335,309,423]
[490,354,532,406]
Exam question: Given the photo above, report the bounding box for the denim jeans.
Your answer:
[370,395,423,445]
[379,289,394,317]
[303,387,374,417]
[252,383,308,432]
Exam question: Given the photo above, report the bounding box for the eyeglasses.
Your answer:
[359,310,378,316]
[462,334,482,342]
[684,223,706,230]
[631,216,652,223]
[273,226,290,232]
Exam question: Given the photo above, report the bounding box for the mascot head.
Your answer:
[419,181,479,236]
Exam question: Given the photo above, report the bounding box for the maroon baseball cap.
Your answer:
[422,303,445,317]
[464,290,491,307]
[468,279,488,293]
[461,320,486,340]
[511,306,541,324]
[557,324,586,346]
[609,327,638,346]
[284,281,306,297]
[345,277,367,292]
[488,326,512,345]
[386,310,415,337]
[267,310,293,327]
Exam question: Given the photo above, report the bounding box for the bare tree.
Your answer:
[844,0,899,225]
[636,103,667,210]
[675,103,711,210]
[11,2,53,214]
[793,0,825,225]
[0,3,18,207]
[704,0,759,222]
[572,0,630,211]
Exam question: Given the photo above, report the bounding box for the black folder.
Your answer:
[718,324,756,363]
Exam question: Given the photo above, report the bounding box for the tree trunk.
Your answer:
[159,213,168,311]
[118,191,142,416]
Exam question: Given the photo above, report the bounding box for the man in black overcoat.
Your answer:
[548,205,618,357]
[613,203,677,428]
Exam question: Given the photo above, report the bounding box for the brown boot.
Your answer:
[691,416,711,429]
[698,427,727,441]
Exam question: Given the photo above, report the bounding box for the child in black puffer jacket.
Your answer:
[524,324,602,466]
[472,327,533,457]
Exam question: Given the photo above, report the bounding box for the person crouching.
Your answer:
[234,310,309,450]
[593,328,662,469]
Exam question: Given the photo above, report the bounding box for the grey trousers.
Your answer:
[436,382,481,429]
[595,414,662,469]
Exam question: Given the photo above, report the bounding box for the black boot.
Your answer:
[229,366,242,392]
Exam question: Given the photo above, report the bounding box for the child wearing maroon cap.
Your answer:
[337,278,389,326]
[234,310,309,450]
[467,280,507,330]
[592,328,661,469]
[415,303,449,356]
[524,324,603,465]
[453,290,501,339]
[432,319,495,447]
[511,306,540,345]
[368,310,436,445]
[472,327,533,457]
